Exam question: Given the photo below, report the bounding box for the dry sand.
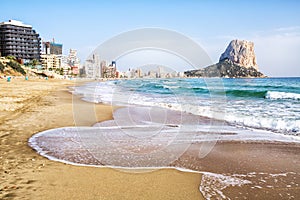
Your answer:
[0,78,203,200]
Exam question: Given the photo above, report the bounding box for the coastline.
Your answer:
[1,78,299,199]
[0,78,204,200]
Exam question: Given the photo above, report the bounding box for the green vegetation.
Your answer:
[59,68,64,75]
[0,56,40,75]
[6,55,17,61]
[55,68,64,75]
[7,61,26,75]
[0,62,5,72]
[24,59,40,68]
[29,59,40,66]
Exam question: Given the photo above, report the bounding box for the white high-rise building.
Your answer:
[85,54,101,78]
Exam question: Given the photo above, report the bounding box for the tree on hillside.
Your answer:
[31,59,40,66]
[25,59,40,67]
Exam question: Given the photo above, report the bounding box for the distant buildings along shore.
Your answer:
[41,41,80,76]
[0,19,81,77]
[83,54,185,79]
[0,19,187,79]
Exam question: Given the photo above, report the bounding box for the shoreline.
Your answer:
[35,80,300,199]
[1,78,300,199]
[0,78,204,200]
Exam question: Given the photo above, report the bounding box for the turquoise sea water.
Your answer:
[75,77,300,135]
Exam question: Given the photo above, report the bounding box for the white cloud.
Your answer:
[252,27,300,77]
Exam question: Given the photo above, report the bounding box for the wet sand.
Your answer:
[27,97,300,199]
[29,121,300,199]
[174,142,300,199]
[0,78,203,200]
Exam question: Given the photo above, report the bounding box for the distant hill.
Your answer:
[0,57,48,77]
[184,39,266,78]
[0,58,26,76]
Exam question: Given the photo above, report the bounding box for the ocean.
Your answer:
[76,77,300,136]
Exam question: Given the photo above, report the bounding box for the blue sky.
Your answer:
[1,0,300,76]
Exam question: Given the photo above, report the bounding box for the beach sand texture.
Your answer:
[0,79,203,200]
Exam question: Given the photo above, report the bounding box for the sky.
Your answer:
[1,0,300,76]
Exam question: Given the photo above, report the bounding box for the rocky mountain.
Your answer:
[185,40,266,78]
[219,39,258,70]
[184,59,265,78]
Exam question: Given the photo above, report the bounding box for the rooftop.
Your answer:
[50,42,63,46]
[0,19,32,28]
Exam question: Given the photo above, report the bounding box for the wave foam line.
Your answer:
[28,132,252,200]
[265,91,300,100]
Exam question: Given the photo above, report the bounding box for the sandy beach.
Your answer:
[0,78,203,200]
[1,78,300,200]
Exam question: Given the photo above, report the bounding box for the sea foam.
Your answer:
[73,79,300,135]
[265,91,300,100]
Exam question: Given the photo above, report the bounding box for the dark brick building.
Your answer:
[0,20,41,61]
